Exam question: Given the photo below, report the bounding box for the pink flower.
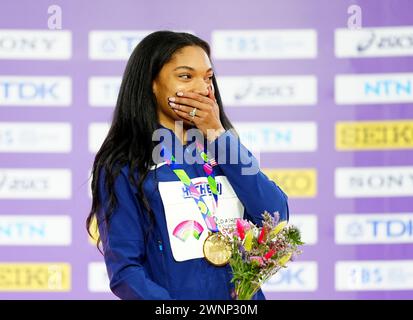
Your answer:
[250,256,264,266]
[236,219,245,240]
[240,219,251,231]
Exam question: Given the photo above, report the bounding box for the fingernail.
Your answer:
[168,97,175,102]
[168,101,176,107]
[176,91,183,96]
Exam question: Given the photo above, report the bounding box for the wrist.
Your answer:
[207,127,226,143]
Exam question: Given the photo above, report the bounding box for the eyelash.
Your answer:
[179,74,213,80]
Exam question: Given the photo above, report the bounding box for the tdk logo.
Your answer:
[2,81,58,99]
[336,213,413,244]
[269,267,305,285]
[262,262,317,292]
[0,76,71,106]
[346,220,413,238]
[346,222,364,238]
[182,181,222,199]
[368,219,413,237]
[364,79,411,97]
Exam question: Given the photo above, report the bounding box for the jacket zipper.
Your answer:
[157,239,171,291]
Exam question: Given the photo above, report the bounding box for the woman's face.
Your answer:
[152,45,215,128]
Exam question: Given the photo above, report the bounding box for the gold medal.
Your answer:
[202,232,232,266]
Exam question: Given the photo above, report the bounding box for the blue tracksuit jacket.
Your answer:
[96,124,290,300]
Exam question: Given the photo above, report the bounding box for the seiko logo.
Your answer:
[264,169,317,198]
[338,122,413,146]
[0,263,70,290]
[277,172,314,194]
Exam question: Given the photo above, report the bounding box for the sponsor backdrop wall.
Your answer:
[0,0,412,299]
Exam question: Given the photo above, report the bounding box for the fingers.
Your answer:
[179,91,212,104]
[168,96,210,111]
[167,90,217,127]
[170,103,206,118]
[172,91,214,107]
[172,107,199,124]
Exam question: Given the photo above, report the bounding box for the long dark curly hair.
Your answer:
[86,30,235,253]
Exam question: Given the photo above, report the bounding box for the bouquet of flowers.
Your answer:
[221,211,304,300]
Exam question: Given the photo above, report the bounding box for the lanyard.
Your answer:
[161,140,219,232]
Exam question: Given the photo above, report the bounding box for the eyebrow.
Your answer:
[173,66,213,72]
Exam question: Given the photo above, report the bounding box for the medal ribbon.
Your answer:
[162,140,219,232]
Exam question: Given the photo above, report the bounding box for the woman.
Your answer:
[86,30,289,300]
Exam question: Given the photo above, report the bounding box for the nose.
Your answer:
[193,80,211,96]
[194,87,209,97]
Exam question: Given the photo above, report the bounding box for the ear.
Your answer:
[152,80,158,95]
